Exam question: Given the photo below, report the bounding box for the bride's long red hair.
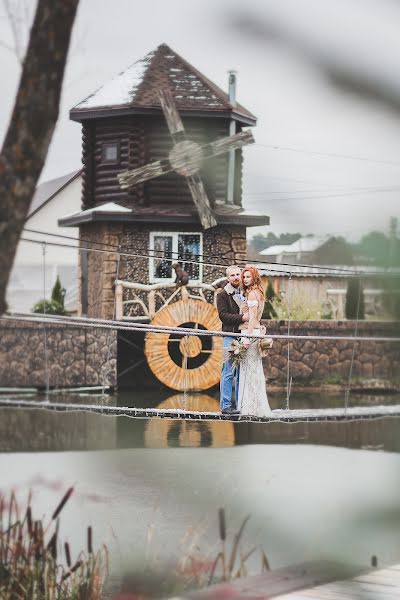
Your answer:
[240,265,265,299]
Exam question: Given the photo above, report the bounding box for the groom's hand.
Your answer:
[242,313,249,322]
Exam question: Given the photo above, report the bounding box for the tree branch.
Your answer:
[0,0,79,314]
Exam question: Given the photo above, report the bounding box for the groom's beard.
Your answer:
[231,281,240,288]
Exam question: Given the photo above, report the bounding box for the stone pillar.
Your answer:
[80,223,123,320]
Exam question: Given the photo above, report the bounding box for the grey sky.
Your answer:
[1,0,400,240]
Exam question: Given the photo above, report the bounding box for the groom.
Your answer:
[216,265,248,414]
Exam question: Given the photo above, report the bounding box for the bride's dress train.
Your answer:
[238,329,272,417]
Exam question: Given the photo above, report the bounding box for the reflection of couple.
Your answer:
[216,265,272,418]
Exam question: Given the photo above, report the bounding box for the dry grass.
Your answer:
[0,489,107,600]
[174,508,270,591]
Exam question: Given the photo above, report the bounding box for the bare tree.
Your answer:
[0,0,35,64]
[0,0,79,315]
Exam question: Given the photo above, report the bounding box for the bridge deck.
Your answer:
[1,397,400,422]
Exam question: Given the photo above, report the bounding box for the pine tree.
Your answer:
[32,275,66,315]
[345,277,365,319]
[262,279,277,319]
[51,275,66,309]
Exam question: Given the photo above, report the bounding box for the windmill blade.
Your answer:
[205,130,254,159]
[118,159,172,188]
[187,173,217,230]
[159,89,186,143]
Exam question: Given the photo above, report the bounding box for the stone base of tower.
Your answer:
[78,223,247,320]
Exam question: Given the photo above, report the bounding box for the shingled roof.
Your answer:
[70,43,256,125]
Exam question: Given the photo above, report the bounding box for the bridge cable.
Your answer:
[21,229,400,278]
[41,243,50,399]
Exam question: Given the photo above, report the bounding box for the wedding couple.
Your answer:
[216,265,272,418]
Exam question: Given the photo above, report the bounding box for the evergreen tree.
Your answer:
[51,275,66,308]
[32,275,66,315]
[345,277,365,320]
[262,279,278,319]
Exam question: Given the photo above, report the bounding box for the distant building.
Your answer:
[257,263,392,319]
[259,236,332,264]
[257,236,395,318]
[7,171,81,313]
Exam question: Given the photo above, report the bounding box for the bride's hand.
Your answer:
[242,337,251,348]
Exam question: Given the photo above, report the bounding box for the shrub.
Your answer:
[262,279,277,319]
[32,275,66,315]
[32,299,66,315]
[270,291,330,320]
[345,278,365,319]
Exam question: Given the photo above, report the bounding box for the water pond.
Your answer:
[1,389,400,596]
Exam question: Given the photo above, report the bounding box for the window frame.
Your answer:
[101,141,120,164]
[149,231,203,284]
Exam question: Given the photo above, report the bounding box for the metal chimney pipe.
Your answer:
[228,70,237,106]
[227,70,237,204]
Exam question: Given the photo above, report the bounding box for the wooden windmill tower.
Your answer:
[59,43,269,322]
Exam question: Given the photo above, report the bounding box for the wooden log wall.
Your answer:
[94,118,131,206]
[81,115,244,210]
[145,117,243,207]
[81,123,95,209]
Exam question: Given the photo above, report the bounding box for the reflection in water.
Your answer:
[0,390,400,452]
[144,394,234,448]
[0,394,118,452]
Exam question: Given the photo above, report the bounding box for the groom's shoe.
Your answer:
[221,408,240,415]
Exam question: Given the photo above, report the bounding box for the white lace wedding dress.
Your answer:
[238,299,272,417]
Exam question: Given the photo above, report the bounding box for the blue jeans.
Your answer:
[220,336,240,411]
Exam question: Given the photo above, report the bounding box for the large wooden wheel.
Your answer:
[144,394,234,448]
[145,299,222,391]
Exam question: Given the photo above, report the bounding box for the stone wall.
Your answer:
[262,320,400,383]
[79,223,247,319]
[0,321,117,388]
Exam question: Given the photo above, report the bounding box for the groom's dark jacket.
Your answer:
[216,283,244,334]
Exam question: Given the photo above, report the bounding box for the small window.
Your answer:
[102,142,119,163]
[150,232,203,283]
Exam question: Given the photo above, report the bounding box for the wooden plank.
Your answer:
[186,173,217,229]
[208,129,254,157]
[159,88,185,140]
[187,561,361,600]
[279,564,400,600]
[118,159,171,187]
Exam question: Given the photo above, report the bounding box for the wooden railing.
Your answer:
[115,278,225,321]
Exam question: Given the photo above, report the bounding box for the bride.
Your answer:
[237,265,272,417]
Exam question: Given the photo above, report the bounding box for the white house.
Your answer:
[7,171,81,313]
[259,236,331,263]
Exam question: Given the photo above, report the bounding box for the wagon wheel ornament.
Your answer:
[144,299,222,391]
[118,88,255,229]
[144,394,234,448]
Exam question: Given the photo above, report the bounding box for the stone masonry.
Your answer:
[1,319,398,389]
[79,223,247,319]
[262,320,400,383]
[0,321,117,388]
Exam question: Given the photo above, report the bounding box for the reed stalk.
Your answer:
[0,490,107,600]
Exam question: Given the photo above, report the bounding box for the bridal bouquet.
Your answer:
[227,339,250,368]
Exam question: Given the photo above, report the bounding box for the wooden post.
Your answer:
[148,290,156,318]
[80,242,89,316]
[115,282,123,320]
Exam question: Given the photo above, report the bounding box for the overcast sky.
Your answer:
[1,0,400,240]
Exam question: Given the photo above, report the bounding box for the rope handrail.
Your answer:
[1,397,400,424]
[2,313,400,343]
